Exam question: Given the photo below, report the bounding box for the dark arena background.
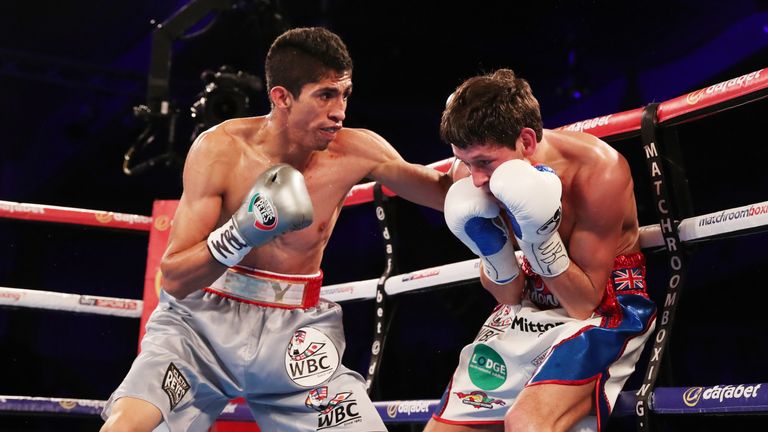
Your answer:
[2,1,768,431]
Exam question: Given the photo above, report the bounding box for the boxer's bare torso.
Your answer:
[161,72,450,299]
[452,128,639,317]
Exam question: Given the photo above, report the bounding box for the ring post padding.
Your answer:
[365,184,396,396]
[635,103,690,432]
[138,200,179,348]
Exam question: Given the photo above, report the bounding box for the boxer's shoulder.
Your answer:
[322,128,405,179]
[543,132,630,194]
[332,128,393,156]
[189,125,237,160]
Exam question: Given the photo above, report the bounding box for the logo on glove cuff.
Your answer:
[248,193,278,230]
[536,207,561,235]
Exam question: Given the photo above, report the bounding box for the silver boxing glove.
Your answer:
[207,164,314,266]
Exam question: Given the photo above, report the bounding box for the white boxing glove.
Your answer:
[489,160,570,277]
[444,177,520,284]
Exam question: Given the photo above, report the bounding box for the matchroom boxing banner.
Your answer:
[139,200,179,349]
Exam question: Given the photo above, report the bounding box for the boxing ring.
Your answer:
[1,68,767,431]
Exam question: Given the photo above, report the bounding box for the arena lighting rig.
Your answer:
[123,0,281,176]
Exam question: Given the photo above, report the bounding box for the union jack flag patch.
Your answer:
[612,268,644,291]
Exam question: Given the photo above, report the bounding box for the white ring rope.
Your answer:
[0,287,142,317]
[3,199,766,312]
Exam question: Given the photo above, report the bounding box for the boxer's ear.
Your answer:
[270,86,292,109]
[448,156,469,182]
[517,128,538,157]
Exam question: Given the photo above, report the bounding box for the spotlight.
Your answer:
[191,65,263,130]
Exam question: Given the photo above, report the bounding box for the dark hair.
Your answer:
[440,69,543,149]
[265,27,353,98]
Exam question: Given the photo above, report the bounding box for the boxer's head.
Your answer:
[441,68,543,151]
[266,27,353,99]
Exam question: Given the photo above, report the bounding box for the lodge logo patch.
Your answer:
[468,344,507,390]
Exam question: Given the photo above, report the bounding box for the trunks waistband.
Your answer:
[204,266,323,309]
[598,251,647,320]
[522,251,646,281]
[605,251,647,297]
[522,252,648,314]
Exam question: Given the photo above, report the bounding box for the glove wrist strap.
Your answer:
[481,241,521,284]
[207,219,253,267]
[517,232,570,277]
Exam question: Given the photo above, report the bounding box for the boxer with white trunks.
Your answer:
[100,27,450,432]
[426,69,657,432]
[431,253,655,430]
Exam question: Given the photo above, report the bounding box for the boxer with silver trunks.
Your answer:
[105,267,382,431]
[426,69,657,432]
[100,27,450,432]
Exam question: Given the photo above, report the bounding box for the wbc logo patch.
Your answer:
[285,327,340,387]
[305,386,353,414]
[306,387,362,430]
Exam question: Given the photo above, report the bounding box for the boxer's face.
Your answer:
[452,141,521,191]
[290,70,352,151]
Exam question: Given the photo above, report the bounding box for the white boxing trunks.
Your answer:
[101,266,387,432]
[432,252,656,431]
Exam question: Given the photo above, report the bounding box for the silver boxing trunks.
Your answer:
[102,266,387,432]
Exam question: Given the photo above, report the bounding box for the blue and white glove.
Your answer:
[444,177,519,284]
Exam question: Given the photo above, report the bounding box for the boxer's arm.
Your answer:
[161,135,233,299]
[479,257,525,305]
[354,129,451,211]
[542,160,633,319]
